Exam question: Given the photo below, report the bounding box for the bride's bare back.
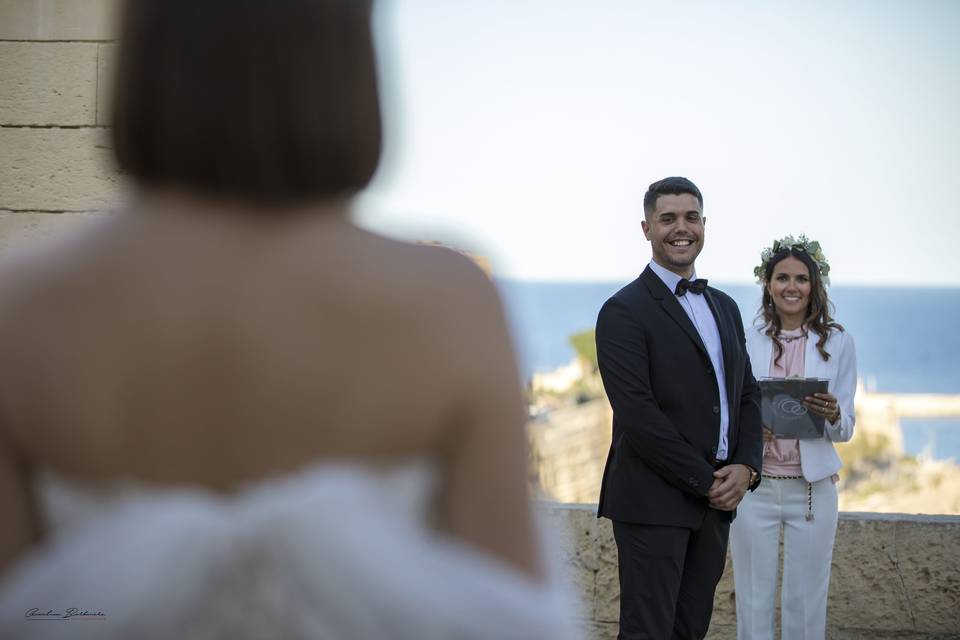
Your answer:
[0,194,537,579]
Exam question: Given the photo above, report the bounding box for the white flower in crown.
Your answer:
[754,234,831,286]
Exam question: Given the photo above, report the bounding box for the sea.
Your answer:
[496,280,960,463]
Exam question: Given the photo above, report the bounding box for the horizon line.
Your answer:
[492,276,960,289]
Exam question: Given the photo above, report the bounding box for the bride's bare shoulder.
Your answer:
[337,229,510,361]
[0,214,117,315]
[347,229,499,312]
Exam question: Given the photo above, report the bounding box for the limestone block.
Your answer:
[527,399,610,503]
[710,550,737,628]
[705,623,736,640]
[0,127,121,211]
[829,631,960,640]
[579,620,618,640]
[594,518,619,623]
[828,515,909,631]
[0,42,98,125]
[96,43,117,126]
[0,210,105,256]
[894,517,960,633]
[0,0,119,41]
[539,504,600,620]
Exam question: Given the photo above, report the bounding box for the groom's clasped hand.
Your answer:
[707,464,753,511]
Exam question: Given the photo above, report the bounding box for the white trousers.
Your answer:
[729,477,838,640]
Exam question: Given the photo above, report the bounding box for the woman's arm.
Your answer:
[0,421,40,578]
[825,331,857,443]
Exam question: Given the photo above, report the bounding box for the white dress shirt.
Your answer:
[648,260,731,460]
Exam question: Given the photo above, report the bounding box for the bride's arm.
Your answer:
[433,259,543,581]
[0,419,41,577]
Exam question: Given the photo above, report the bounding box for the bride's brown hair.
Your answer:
[758,247,843,366]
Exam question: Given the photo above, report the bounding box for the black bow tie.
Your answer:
[675,278,708,296]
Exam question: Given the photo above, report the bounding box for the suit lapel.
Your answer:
[640,267,709,359]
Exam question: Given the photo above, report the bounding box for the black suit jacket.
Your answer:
[596,266,763,527]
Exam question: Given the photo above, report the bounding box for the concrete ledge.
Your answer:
[0,127,120,211]
[0,0,119,41]
[540,503,960,639]
[0,41,98,125]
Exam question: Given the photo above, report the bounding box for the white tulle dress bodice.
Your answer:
[0,463,578,640]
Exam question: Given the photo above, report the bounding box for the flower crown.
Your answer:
[753,234,831,286]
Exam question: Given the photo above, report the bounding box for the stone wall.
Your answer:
[528,399,612,504]
[0,0,119,251]
[527,385,956,512]
[540,503,960,639]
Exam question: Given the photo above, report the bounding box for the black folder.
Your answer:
[759,377,830,439]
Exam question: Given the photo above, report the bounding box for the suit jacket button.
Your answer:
[707,365,714,374]
[713,406,720,415]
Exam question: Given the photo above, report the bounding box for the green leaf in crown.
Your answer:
[754,233,832,286]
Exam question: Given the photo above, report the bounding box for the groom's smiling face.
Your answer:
[641,193,705,277]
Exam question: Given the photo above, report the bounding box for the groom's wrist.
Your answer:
[745,465,760,490]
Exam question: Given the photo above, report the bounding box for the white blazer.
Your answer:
[746,325,857,482]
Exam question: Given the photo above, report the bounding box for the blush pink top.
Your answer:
[762,327,840,483]
[762,328,806,476]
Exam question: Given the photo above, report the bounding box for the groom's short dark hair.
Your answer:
[643,177,703,219]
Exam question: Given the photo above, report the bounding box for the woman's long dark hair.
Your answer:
[758,248,843,365]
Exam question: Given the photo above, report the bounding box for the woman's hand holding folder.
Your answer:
[803,391,840,424]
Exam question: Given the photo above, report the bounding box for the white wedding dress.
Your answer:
[0,463,580,640]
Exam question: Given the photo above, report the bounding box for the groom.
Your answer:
[596,177,763,639]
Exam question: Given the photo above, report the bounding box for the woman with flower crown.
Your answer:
[730,235,857,640]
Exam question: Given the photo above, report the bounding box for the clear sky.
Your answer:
[355,0,960,286]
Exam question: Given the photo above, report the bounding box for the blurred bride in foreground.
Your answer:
[0,1,577,638]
